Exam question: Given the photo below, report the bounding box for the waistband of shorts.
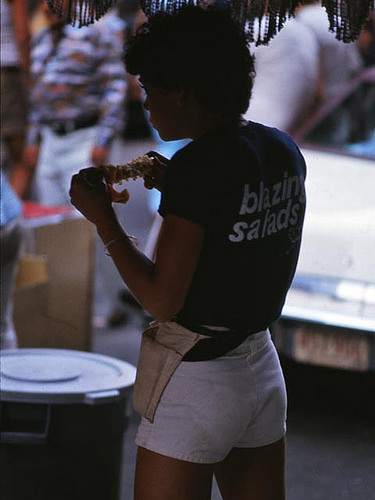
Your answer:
[174,319,267,362]
[174,319,264,337]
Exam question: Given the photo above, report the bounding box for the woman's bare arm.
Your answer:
[96,213,203,321]
[70,170,203,321]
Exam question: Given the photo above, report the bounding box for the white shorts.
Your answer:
[135,329,287,464]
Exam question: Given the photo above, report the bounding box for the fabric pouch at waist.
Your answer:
[133,321,207,422]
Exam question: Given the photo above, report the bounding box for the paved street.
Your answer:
[92,138,375,500]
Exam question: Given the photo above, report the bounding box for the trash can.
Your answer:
[0,348,137,500]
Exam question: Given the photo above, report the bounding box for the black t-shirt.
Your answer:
[159,120,306,331]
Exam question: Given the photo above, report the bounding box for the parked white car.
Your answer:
[273,67,375,372]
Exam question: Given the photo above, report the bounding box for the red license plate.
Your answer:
[293,327,369,371]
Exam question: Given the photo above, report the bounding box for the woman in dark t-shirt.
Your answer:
[70,6,306,500]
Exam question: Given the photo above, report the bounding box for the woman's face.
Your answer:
[141,81,188,141]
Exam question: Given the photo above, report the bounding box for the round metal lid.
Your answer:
[0,349,137,405]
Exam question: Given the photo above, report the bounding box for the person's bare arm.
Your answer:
[98,214,203,321]
[70,170,203,321]
[12,0,30,76]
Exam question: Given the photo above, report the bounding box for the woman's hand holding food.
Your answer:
[144,151,169,191]
[69,167,116,226]
[70,152,168,224]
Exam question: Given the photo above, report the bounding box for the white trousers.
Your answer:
[34,125,98,206]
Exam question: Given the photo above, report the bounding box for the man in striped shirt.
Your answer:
[25,1,127,205]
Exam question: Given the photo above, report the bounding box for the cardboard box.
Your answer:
[13,218,95,351]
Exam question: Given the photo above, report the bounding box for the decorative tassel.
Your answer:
[322,0,375,42]
[45,0,375,44]
[46,0,117,27]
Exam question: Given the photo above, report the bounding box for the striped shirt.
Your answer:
[27,19,127,148]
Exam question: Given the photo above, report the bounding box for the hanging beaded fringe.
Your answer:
[322,0,375,42]
[46,0,375,44]
[46,0,117,28]
[139,0,375,44]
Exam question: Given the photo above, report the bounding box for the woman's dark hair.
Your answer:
[124,5,255,119]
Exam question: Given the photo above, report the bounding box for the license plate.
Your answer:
[293,327,369,371]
